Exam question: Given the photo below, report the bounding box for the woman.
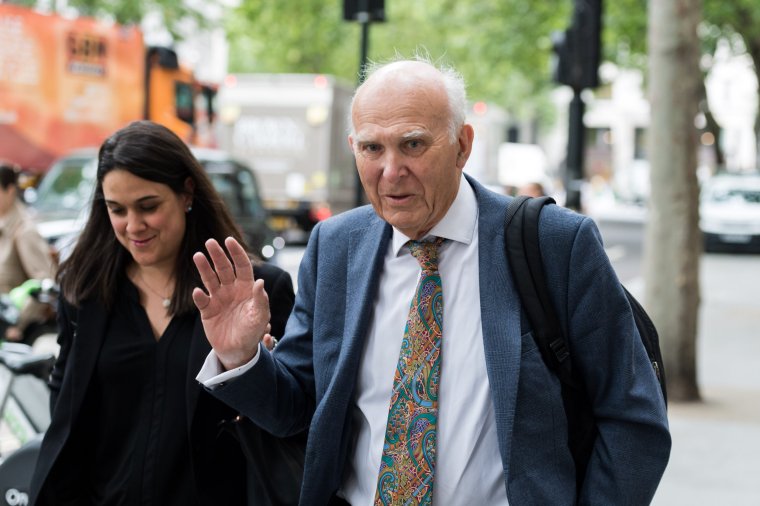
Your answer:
[29,121,297,505]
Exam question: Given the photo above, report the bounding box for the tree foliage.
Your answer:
[225,0,571,123]
[9,0,756,135]
[607,0,760,166]
[4,0,212,38]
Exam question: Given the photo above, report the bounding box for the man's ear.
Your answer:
[455,124,475,169]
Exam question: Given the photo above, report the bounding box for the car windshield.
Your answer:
[32,156,97,214]
[704,180,760,204]
[30,154,261,218]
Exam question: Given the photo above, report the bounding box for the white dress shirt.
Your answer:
[339,175,508,505]
[199,175,509,505]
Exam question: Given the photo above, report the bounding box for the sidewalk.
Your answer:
[650,253,760,505]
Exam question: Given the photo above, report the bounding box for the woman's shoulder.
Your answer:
[253,261,295,315]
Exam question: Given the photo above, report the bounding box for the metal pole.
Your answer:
[565,90,585,211]
[358,15,370,82]
[353,5,371,208]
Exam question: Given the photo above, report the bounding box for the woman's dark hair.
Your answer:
[58,120,250,313]
[0,163,19,190]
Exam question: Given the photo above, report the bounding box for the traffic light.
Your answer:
[552,0,602,90]
[343,0,385,22]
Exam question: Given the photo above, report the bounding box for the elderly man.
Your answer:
[194,58,670,505]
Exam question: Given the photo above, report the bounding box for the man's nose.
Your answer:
[382,150,408,182]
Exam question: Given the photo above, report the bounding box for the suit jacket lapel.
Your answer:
[342,217,392,382]
[317,217,391,469]
[468,175,523,479]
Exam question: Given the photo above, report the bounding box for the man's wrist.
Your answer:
[197,344,262,388]
[219,345,260,372]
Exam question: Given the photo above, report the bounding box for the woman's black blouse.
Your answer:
[85,279,210,505]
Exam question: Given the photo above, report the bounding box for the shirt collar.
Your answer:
[391,174,478,256]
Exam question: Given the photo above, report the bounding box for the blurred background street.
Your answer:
[2,0,760,503]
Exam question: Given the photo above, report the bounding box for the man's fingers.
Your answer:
[193,250,220,291]
[206,238,236,285]
[192,286,211,312]
[225,236,254,282]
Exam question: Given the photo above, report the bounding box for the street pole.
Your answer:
[353,2,370,208]
[344,0,384,208]
[551,0,601,211]
[565,90,585,211]
[358,11,370,81]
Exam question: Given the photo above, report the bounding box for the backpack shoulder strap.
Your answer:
[504,195,572,378]
[505,196,601,490]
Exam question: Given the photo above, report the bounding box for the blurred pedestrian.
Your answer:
[29,121,299,505]
[516,181,547,198]
[0,162,56,341]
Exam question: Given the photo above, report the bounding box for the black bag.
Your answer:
[221,415,306,506]
[503,195,667,493]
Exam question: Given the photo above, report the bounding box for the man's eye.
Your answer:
[404,139,426,152]
[360,144,382,157]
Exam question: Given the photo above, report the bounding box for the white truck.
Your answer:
[216,73,357,242]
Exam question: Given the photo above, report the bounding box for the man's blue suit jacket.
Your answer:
[213,175,671,505]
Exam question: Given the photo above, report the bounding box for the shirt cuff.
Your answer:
[196,344,262,388]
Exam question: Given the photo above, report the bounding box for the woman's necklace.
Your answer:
[137,270,173,308]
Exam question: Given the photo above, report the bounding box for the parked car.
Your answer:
[700,172,760,253]
[26,147,282,261]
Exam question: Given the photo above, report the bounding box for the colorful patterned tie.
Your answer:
[375,237,445,506]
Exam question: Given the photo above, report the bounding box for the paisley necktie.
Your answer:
[375,237,445,506]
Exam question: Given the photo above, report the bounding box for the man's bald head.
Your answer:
[350,58,467,143]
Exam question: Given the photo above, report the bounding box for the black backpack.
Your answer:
[504,195,667,493]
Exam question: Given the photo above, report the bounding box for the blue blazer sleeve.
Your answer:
[559,215,671,504]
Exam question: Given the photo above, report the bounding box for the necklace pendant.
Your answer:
[162,298,171,308]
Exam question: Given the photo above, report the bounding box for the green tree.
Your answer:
[3,0,37,8]
[225,0,571,125]
[607,0,760,169]
[7,0,574,127]
[702,1,760,167]
[2,0,215,38]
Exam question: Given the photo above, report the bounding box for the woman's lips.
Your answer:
[131,236,155,247]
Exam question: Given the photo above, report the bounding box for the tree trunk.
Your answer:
[644,0,702,401]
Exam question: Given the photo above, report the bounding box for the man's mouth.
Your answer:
[385,193,414,203]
